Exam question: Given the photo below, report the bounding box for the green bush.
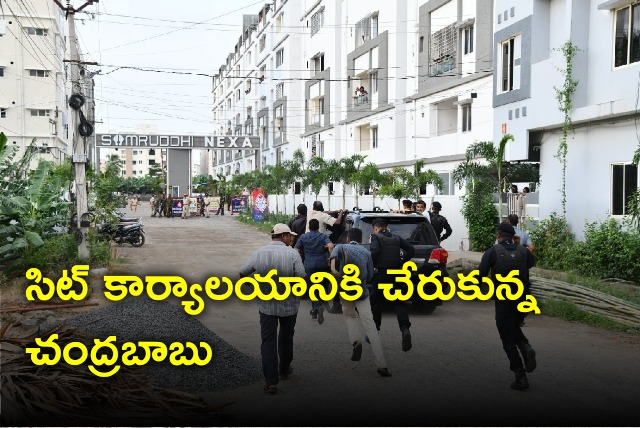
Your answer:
[568,218,640,282]
[529,212,574,271]
[461,193,498,251]
[21,233,77,270]
[87,231,111,267]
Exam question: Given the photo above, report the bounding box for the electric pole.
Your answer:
[54,0,99,259]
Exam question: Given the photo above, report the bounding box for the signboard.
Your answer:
[252,189,268,222]
[96,134,260,150]
[231,196,248,214]
[172,200,182,216]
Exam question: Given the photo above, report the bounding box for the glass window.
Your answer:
[463,26,474,55]
[614,5,640,67]
[311,9,324,36]
[462,104,471,132]
[612,163,638,215]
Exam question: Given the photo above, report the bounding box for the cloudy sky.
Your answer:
[77,0,267,136]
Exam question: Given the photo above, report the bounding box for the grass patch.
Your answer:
[234,210,293,234]
[539,298,640,334]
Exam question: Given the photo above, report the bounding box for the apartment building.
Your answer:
[492,0,639,238]
[210,1,305,179]
[0,0,84,166]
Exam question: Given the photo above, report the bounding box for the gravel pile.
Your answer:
[60,298,262,392]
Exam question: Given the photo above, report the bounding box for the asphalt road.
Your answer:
[113,204,640,426]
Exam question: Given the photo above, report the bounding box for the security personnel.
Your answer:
[182,194,191,219]
[158,195,166,218]
[369,218,415,352]
[149,195,157,217]
[429,201,453,243]
[166,194,174,218]
[478,222,536,390]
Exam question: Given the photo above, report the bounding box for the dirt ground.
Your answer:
[111,204,640,426]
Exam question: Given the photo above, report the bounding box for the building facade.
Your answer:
[492,0,639,238]
[0,0,90,166]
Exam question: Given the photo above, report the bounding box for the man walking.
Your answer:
[478,222,536,390]
[295,219,334,324]
[506,214,535,253]
[239,224,305,395]
[429,201,453,243]
[288,204,307,246]
[216,194,226,216]
[369,218,415,352]
[330,227,391,377]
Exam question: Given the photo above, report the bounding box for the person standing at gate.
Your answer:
[158,195,166,218]
[166,194,174,218]
[216,194,226,216]
[204,194,212,218]
[182,194,191,219]
[149,195,157,217]
[478,222,536,390]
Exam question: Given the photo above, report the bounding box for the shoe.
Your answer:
[518,342,537,373]
[317,306,325,325]
[377,368,392,377]
[510,370,529,390]
[351,341,363,361]
[401,329,412,352]
[310,309,317,320]
[279,366,293,380]
[263,384,277,394]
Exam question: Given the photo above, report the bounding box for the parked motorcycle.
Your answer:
[97,222,145,247]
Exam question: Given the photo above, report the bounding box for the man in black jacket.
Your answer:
[369,218,416,352]
[429,201,452,243]
[478,222,536,390]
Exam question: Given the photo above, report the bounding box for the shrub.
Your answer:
[568,218,640,282]
[460,193,498,252]
[529,212,574,271]
[87,231,111,267]
[21,233,77,270]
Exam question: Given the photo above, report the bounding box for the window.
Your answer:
[259,35,266,53]
[614,5,640,68]
[370,71,378,93]
[419,36,424,53]
[30,109,49,117]
[27,27,48,36]
[313,54,325,74]
[463,26,474,55]
[276,82,284,99]
[0,67,4,77]
[247,106,252,119]
[236,89,241,101]
[372,127,378,148]
[29,69,49,77]
[276,147,283,164]
[276,48,284,67]
[294,182,301,194]
[437,172,453,195]
[499,35,521,93]
[429,23,457,75]
[149,159,156,165]
[276,13,284,33]
[461,104,471,132]
[355,13,379,48]
[0,108,6,118]
[611,163,638,215]
[311,9,324,36]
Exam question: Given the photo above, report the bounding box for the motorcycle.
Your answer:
[97,222,145,247]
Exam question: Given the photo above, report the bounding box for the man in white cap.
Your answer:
[239,223,306,395]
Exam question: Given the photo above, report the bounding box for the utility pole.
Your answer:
[54,0,99,259]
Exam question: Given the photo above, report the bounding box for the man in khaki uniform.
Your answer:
[182,194,191,219]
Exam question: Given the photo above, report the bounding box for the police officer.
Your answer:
[182,194,191,219]
[478,222,536,390]
[429,201,453,243]
[166,194,174,218]
[369,218,416,352]
[158,195,166,218]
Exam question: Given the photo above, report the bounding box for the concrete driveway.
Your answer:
[114,204,640,426]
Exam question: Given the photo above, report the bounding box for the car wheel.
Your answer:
[130,231,145,247]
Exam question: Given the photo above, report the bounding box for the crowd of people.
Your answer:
[240,200,538,394]
[146,193,238,218]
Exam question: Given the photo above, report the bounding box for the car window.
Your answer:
[355,216,439,245]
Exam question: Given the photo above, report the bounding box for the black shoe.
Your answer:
[317,306,325,325]
[351,341,362,361]
[401,329,412,352]
[310,309,318,320]
[518,342,537,373]
[377,368,392,377]
[510,370,529,390]
[279,366,293,380]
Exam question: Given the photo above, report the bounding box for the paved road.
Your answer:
[115,204,640,426]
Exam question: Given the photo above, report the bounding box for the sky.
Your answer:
[76,0,268,136]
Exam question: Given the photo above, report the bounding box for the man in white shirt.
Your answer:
[305,201,344,233]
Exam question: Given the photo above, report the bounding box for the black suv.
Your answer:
[343,210,450,313]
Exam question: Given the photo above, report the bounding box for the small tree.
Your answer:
[292,149,307,206]
[353,162,383,209]
[411,160,444,200]
[339,154,366,210]
[378,167,414,210]
[304,157,327,204]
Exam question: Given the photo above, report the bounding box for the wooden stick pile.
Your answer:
[531,277,640,328]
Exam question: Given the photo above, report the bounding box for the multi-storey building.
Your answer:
[210,1,305,178]
[492,0,639,238]
[0,0,88,166]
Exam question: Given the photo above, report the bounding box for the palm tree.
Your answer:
[292,149,307,205]
[339,154,366,210]
[496,134,515,221]
[378,167,414,210]
[411,160,444,200]
[353,162,384,210]
[264,163,289,213]
[104,153,122,178]
[304,157,326,202]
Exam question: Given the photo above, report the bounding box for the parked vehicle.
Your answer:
[97,222,145,247]
[343,210,450,314]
